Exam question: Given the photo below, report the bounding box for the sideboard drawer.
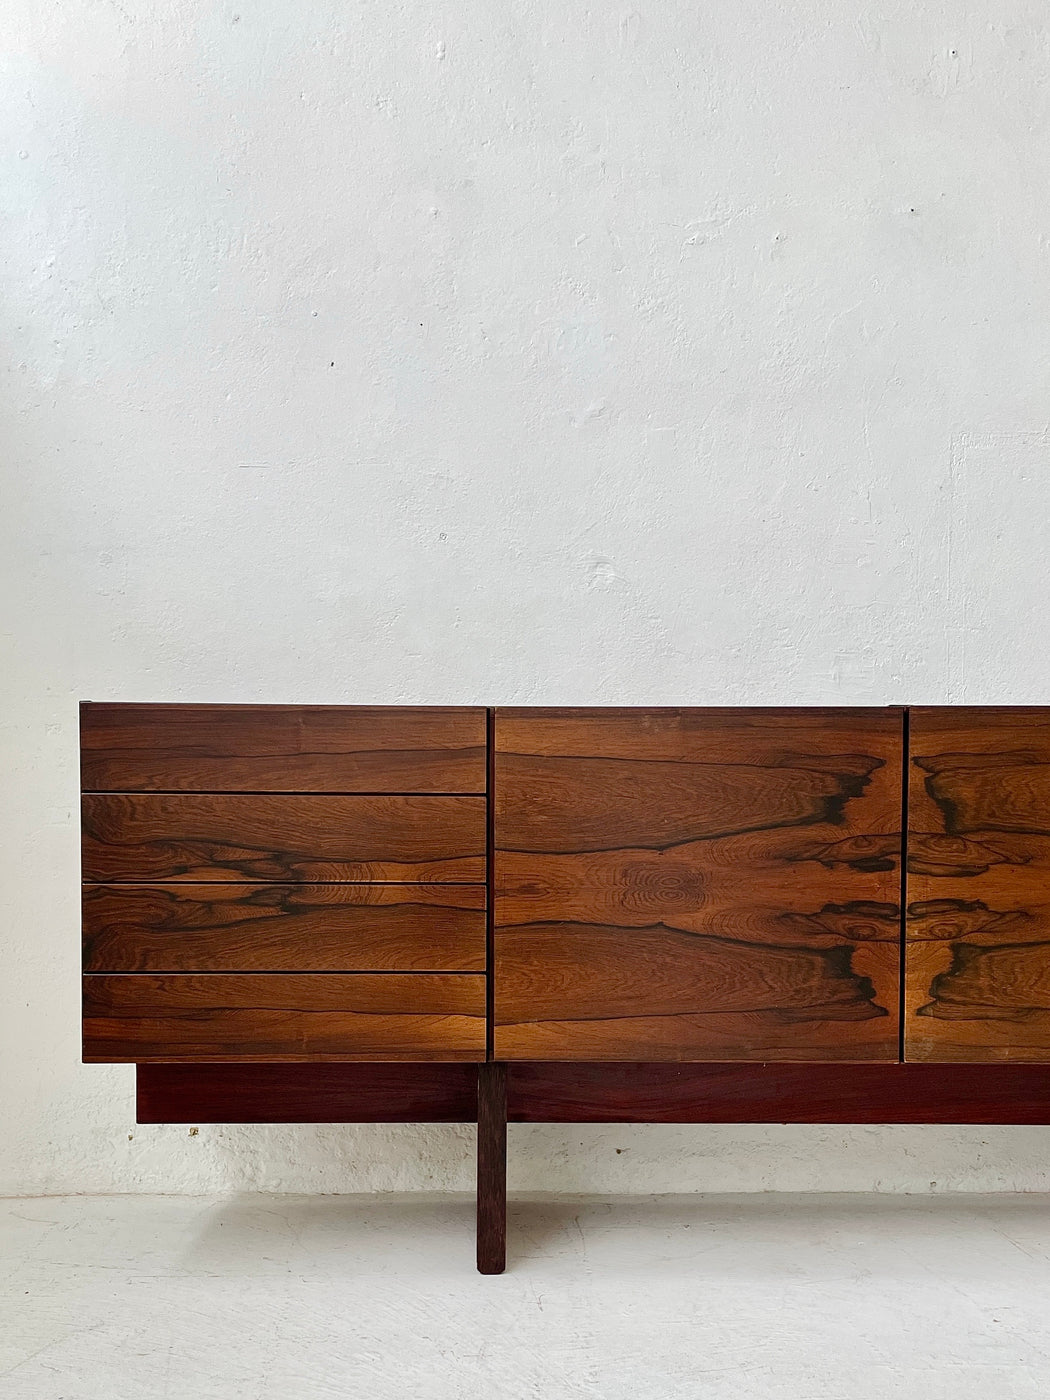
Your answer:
[80,704,487,793]
[82,884,486,972]
[81,794,486,882]
[82,973,486,1061]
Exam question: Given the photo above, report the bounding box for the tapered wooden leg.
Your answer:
[476,1062,507,1274]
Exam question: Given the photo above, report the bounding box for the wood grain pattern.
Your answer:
[136,1063,480,1122]
[83,884,486,972]
[505,1061,1050,1123]
[907,707,1050,1061]
[83,973,485,1061]
[81,794,486,882]
[495,708,903,1061]
[80,704,486,793]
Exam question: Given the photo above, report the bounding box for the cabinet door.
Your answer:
[494,708,903,1061]
[906,708,1050,1062]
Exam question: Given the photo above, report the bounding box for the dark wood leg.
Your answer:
[476,1061,507,1274]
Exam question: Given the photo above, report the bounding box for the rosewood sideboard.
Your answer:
[80,703,1050,1272]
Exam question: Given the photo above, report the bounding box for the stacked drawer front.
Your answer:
[81,705,488,1062]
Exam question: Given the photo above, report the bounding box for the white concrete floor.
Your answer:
[3,1194,1050,1398]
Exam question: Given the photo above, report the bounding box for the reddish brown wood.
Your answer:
[495,707,903,1062]
[83,973,486,1062]
[80,703,487,793]
[476,1061,507,1275]
[81,793,486,882]
[507,1061,1050,1123]
[907,708,1050,1062]
[136,1063,479,1122]
[83,883,486,972]
[485,706,496,1060]
[134,1060,1050,1126]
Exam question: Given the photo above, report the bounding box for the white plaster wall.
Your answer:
[3,0,1050,1196]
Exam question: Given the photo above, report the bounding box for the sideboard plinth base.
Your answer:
[134,1060,1050,1272]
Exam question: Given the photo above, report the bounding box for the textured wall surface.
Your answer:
[3,0,1050,1195]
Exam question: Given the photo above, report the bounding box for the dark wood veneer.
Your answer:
[136,1063,480,1122]
[83,973,486,1062]
[136,1061,1050,1125]
[508,1061,1050,1122]
[906,708,1050,1061]
[495,707,903,1061]
[81,793,486,883]
[81,703,487,793]
[83,883,486,972]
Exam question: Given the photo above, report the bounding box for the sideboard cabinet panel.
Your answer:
[81,704,488,1065]
[82,884,486,973]
[494,708,903,1061]
[81,793,486,883]
[906,708,1050,1062]
[82,973,486,1062]
[80,703,487,793]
